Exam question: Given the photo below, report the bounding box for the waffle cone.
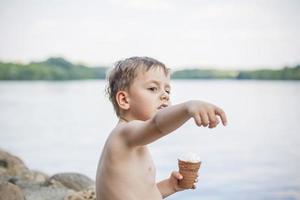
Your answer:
[178,159,201,189]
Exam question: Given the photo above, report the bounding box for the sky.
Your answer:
[0,0,299,69]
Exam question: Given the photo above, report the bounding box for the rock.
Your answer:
[0,167,7,176]
[24,170,49,183]
[2,176,72,200]
[0,149,29,178]
[13,178,74,200]
[64,187,96,200]
[0,175,11,184]
[44,178,67,189]
[49,173,94,191]
[22,186,74,200]
[0,182,25,200]
[64,193,85,200]
[0,149,95,200]
[0,149,49,184]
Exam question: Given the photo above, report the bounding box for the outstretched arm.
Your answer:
[120,100,227,147]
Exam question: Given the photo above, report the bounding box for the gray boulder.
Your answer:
[22,186,74,200]
[49,173,95,191]
[15,177,74,200]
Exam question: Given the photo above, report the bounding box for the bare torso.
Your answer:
[96,130,163,200]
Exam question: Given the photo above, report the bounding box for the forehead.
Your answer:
[135,67,170,83]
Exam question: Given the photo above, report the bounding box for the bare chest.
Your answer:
[134,147,156,182]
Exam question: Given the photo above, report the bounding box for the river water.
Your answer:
[0,80,299,200]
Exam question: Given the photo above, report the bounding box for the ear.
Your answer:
[116,91,130,111]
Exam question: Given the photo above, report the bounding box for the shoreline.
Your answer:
[0,149,96,200]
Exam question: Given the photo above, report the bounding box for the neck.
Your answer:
[119,116,129,122]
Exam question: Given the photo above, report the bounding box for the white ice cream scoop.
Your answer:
[179,152,200,163]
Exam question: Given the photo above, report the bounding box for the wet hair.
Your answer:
[106,56,169,117]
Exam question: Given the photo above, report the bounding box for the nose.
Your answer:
[160,91,169,101]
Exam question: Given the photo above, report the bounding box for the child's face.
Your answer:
[127,67,171,121]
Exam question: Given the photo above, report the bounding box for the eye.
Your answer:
[148,87,158,92]
[165,88,171,94]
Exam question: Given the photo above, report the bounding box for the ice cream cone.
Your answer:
[178,159,201,189]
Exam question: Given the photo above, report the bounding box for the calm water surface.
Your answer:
[0,80,299,200]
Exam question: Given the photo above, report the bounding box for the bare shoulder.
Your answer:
[113,119,159,147]
[105,121,144,149]
[99,122,144,165]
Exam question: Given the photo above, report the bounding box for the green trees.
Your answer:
[0,57,108,80]
[172,66,300,80]
[171,69,238,79]
[0,58,299,80]
[237,65,300,80]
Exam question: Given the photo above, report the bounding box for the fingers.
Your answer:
[194,111,218,128]
[208,110,219,128]
[195,172,199,183]
[192,172,200,189]
[193,114,202,127]
[197,110,220,128]
[193,104,227,128]
[174,172,199,190]
[171,171,183,180]
[215,107,227,126]
[199,111,209,127]
[192,177,198,189]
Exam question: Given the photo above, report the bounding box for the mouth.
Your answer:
[157,104,168,110]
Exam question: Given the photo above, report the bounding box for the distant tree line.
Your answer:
[172,65,300,80]
[0,57,107,80]
[236,66,300,80]
[171,69,238,79]
[0,57,299,80]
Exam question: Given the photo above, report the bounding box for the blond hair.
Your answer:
[106,57,169,116]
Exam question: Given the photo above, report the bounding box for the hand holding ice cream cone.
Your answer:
[178,152,201,189]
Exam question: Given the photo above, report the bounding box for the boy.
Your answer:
[96,57,227,200]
